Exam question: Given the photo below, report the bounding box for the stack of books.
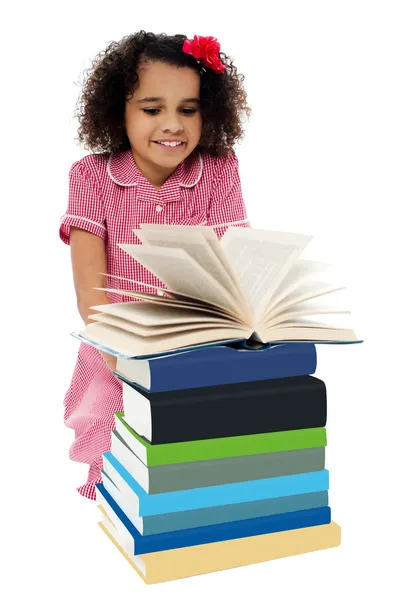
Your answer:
[73,225,361,583]
[95,343,342,583]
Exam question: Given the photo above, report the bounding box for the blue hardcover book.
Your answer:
[102,452,329,516]
[96,482,331,555]
[112,343,317,392]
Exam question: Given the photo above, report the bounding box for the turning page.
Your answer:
[118,244,242,316]
[220,228,312,324]
[263,281,346,322]
[89,301,235,327]
[134,227,243,306]
[88,313,237,337]
[266,260,334,312]
[139,224,252,319]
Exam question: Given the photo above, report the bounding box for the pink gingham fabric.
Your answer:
[59,148,250,500]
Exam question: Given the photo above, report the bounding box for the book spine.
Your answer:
[149,344,317,392]
[147,447,326,494]
[147,427,327,466]
[150,378,327,444]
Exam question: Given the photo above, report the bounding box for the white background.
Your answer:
[2,1,398,598]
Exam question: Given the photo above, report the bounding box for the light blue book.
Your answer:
[102,451,329,517]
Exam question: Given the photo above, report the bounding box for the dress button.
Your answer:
[157,289,164,296]
[156,205,163,212]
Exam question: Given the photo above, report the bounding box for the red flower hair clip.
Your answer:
[182,35,226,74]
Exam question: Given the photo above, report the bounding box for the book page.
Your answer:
[266,260,334,312]
[135,227,244,305]
[118,244,243,317]
[267,313,355,330]
[98,273,164,292]
[220,228,312,322]
[138,224,252,320]
[94,287,242,321]
[88,313,242,337]
[264,303,351,329]
[89,301,236,327]
[79,322,250,358]
[263,281,346,322]
[260,325,358,344]
[97,276,225,310]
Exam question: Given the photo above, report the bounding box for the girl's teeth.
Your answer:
[159,141,182,147]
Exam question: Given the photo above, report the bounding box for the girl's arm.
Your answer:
[70,226,116,372]
[207,151,250,237]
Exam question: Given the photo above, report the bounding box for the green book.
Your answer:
[114,412,327,467]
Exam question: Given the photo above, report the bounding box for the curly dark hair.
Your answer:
[74,31,251,157]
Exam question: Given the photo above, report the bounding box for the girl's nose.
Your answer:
[161,123,184,134]
[160,114,184,134]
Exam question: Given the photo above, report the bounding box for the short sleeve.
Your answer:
[206,150,250,238]
[59,160,107,245]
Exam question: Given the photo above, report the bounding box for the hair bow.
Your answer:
[182,35,226,74]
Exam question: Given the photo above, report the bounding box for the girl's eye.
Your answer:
[142,108,198,116]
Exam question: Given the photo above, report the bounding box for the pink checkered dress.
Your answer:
[59,148,250,500]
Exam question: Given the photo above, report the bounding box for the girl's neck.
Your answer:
[132,149,177,191]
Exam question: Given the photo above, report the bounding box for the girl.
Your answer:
[60,30,252,500]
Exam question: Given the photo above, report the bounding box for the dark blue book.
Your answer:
[96,483,331,555]
[113,342,317,392]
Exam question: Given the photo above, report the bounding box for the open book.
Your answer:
[73,225,360,358]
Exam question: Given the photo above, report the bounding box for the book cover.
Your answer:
[116,490,330,536]
[98,517,341,584]
[123,374,327,444]
[114,342,317,392]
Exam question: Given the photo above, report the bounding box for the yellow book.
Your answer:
[98,507,341,584]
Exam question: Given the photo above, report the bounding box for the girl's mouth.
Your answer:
[152,141,186,151]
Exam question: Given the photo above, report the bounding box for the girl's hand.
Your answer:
[99,350,118,374]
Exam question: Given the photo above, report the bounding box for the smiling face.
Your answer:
[124,61,202,189]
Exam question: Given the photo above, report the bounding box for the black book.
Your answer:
[121,375,327,445]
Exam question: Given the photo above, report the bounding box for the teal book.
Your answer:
[100,464,329,535]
